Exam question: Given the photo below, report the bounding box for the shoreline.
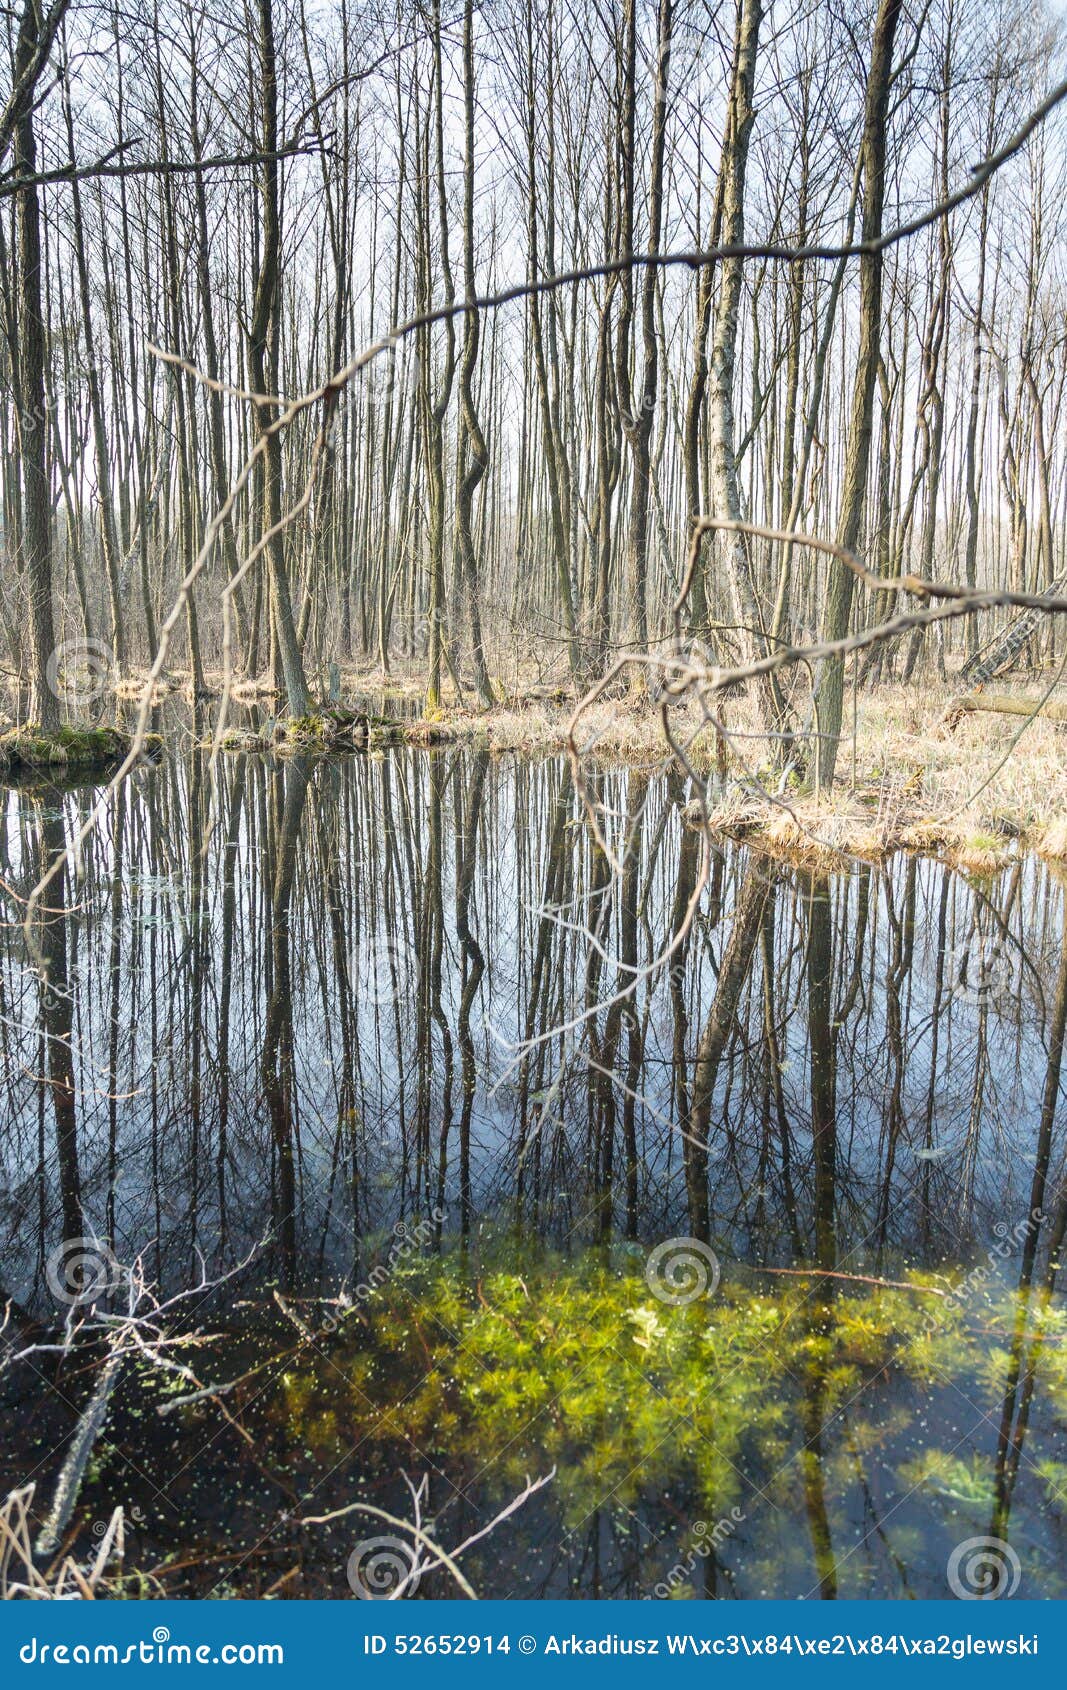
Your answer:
[6,667,1067,871]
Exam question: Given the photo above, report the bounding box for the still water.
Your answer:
[1,742,1065,1597]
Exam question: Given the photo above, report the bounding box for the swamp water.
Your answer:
[1,742,1066,1598]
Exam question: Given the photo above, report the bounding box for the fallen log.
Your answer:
[944,692,1067,729]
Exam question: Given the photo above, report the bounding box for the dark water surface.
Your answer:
[1,742,1066,1597]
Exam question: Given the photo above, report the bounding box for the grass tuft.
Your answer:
[0,725,160,774]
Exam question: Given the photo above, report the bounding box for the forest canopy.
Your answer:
[2,0,1067,789]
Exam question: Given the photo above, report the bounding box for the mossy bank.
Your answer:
[0,725,162,776]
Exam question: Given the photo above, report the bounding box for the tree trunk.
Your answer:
[15,2,59,732]
[815,0,903,790]
[247,0,311,716]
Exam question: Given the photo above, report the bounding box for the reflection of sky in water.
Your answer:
[1,747,1064,1306]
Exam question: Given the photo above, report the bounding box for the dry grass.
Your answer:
[825,679,1067,866]
[0,1486,124,1600]
[683,678,1062,869]
[11,653,1067,866]
[370,667,1067,869]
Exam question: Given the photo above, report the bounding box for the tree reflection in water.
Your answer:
[1,745,1065,1596]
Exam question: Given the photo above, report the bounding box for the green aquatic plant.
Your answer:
[46,1245,1067,1598]
[898,1450,998,1510]
[256,1249,1067,1546]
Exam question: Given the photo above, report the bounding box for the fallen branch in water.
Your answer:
[299,1467,556,1599]
[756,1266,947,1295]
[35,1347,124,1558]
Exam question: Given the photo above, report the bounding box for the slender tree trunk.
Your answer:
[815,0,903,789]
[14,0,61,731]
[248,0,311,716]
[455,0,493,705]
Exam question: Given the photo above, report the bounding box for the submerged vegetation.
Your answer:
[11,1246,1066,1598]
[279,1249,1067,1570]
